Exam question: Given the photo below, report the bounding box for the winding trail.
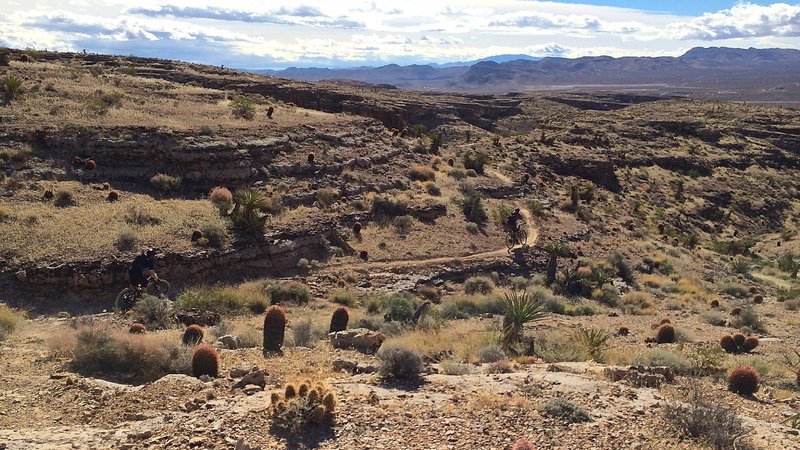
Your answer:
[326,167,538,272]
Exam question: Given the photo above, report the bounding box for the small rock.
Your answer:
[216,335,239,350]
[243,384,262,395]
[233,369,266,389]
[188,436,205,447]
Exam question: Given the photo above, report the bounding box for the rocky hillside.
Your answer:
[1,48,800,450]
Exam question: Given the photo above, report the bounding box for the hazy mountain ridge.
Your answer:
[255,47,800,105]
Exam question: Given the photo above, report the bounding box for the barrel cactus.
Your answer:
[263,305,287,352]
[330,307,349,333]
[191,344,219,378]
[728,365,759,395]
[182,324,204,346]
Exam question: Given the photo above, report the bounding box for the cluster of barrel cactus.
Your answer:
[720,333,758,354]
[270,382,336,431]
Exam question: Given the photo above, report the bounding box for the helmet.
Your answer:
[145,248,156,258]
[514,208,521,213]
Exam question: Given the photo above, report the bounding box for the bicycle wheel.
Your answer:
[146,279,170,297]
[518,229,528,246]
[115,288,138,312]
[506,232,516,251]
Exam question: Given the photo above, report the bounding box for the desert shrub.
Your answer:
[264,281,311,305]
[621,291,654,314]
[315,187,339,208]
[535,331,589,363]
[115,229,138,251]
[371,196,408,217]
[54,189,75,207]
[464,276,494,295]
[728,365,759,395]
[124,206,159,226]
[85,90,124,115]
[664,381,752,450]
[702,311,727,327]
[486,359,513,374]
[384,295,415,322]
[131,295,175,330]
[500,289,548,348]
[67,326,191,381]
[191,344,219,378]
[182,324,204,346]
[200,222,226,247]
[731,308,765,333]
[230,96,255,119]
[721,282,749,298]
[424,182,441,196]
[594,284,621,307]
[462,152,489,174]
[466,222,479,234]
[0,304,23,342]
[633,349,690,372]
[2,73,22,105]
[460,184,488,224]
[439,294,502,319]
[329,307,349,333]
[331,289,358,307]
[416,286,441,303]
[394,215,414,235]
[292,318,315,347]
[150,173,181,192]
[656,324,676,344]
[539,398,590,423]
[129,323,146,334]
[263,305,287,352]
[449,168,467,180]
[478,344,506,363]
[377,345,423,379]
[408,165,436,181]
[712,238,755,256]
[439,359,473,375]
[271,383,336,432]
[209,187,233,214]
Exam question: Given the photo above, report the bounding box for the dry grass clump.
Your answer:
[49,325,192,382]
[0,303,24,341]
[408,165,436,181]
[383,320,497,363]
[208,187,233,214]
[150,174,181,192]
[620,290,656,314]
[177,282,270,315]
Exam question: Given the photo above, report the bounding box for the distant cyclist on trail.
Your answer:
[128,248,158,288]
[506,208,524,233]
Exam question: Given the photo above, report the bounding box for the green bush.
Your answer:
[633,349,690,372]
[464,276,494,295]
[384,295,415,322]
[500,289,547,348]
[150,173,181,192]
[459,184,488,224]
[331,289,358,307]
[132,295,175,330]
[491,203,515,229]
[230,96,255,119]
[231,188,269,235]
[440,294,502,319]
[264,281,311,305]
[3,73,23,105]
[394,215,414,235]
[377,345,422,379]
[539,398,590,423]
[462,152,489,174]
[200,222,226,248]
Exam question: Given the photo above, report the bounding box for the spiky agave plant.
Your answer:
[730,257,753,276]
[231,188,269,234]
[574,327,610,362]
[500,289,548,349]
[3,73,23,105]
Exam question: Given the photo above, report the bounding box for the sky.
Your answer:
[1,1,799,69]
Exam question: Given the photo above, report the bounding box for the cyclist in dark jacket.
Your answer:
[128,248,158,287]
[506,208,523,232]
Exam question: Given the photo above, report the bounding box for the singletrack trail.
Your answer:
[328,206,538,272]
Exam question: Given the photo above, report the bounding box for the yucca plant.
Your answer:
[730,257,752,276]
[231,188,269,235]
[500,290,548,349]
[3,73,23,105]
[574,327,610,362]
[590,269,612,289]
[558,268,585,296]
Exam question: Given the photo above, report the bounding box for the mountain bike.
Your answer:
[114,277,171,312]
[506,222,528,252]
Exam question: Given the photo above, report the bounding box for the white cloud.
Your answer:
[670,2,800,40]
[0,1,798,68]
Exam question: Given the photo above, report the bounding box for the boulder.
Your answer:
[215,335,239,350]
[329,328,386,353]
[232,369,266,390]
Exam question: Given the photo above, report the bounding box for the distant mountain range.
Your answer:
[254,47,800,106]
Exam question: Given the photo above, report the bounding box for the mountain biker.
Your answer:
[128,248,158,288]
[506,208,524,233]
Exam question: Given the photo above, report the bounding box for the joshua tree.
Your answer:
[543,242,567,286]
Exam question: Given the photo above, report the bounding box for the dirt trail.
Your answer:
[328,200,538,272]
